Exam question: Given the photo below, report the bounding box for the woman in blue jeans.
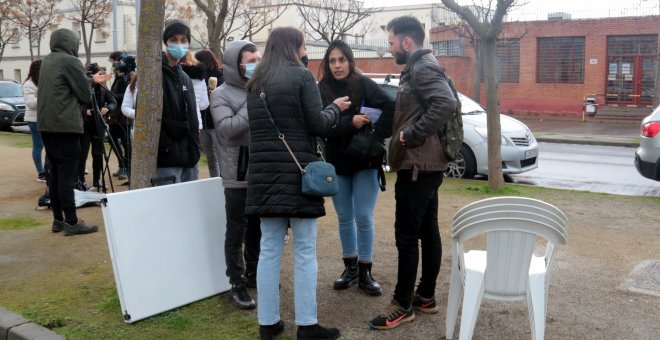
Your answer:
[23,60,47,182]
[245,27,350,340]
[318,40,395,296]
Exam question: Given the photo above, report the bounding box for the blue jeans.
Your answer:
[331,169,379,261]
[27,122,44,173]
[258,217,318,326]
[155,165,199,184]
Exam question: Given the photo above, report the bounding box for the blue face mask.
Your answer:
[167,43,189,60]
[244,63,257,78]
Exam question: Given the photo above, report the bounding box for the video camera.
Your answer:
[114,54,136,74]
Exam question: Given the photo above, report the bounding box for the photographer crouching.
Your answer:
[37,28,112,236]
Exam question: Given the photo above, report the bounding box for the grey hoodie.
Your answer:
[210,40,256,188]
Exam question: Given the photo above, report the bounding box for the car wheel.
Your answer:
[0,122,11,132]
[445,144,477,179]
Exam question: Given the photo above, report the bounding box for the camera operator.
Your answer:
[108,51,135,182]
[78,63,117,191]
[37,28,112,236]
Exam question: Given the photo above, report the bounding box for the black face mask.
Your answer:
[301,55,309,68]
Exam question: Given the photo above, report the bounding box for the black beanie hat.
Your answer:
[163,19,191,44]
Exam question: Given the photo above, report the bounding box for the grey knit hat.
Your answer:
[163,19,191,43]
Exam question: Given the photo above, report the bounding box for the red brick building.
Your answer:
[318,15,659,116]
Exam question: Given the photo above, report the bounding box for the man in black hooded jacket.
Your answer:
[156,19,200,182]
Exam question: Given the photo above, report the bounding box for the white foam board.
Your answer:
[101,177,230,323]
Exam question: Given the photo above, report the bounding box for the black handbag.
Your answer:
[259,92,339,197]
[343,125,386,165]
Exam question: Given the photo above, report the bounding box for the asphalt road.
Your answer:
[510,142,660,197]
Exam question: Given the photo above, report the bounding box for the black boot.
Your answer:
[296,323,340,340]
[259,320,284,340]
[358,261,382,296]
[333,257,358,290]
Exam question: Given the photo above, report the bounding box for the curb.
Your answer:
[536,136,639,148]
[0,307,64,340]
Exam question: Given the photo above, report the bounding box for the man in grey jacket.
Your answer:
[210,40,262,310]
[369,16,456,330]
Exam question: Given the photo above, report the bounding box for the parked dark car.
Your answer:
[0,79,26,131]
[634,107,660,181]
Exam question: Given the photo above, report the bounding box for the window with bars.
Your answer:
[608,35,657,55]
[537,36,585,83]
[481,38,520,83]
[432,38,464,57]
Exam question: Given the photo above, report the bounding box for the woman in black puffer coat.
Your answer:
[245,27,350,340]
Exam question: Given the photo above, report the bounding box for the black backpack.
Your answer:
[409,65,464,162]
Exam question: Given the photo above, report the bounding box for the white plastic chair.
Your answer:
[445,196,568,340]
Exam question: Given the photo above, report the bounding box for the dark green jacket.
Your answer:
[37,28,91,134]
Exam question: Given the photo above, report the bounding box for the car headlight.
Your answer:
[0,103,13,111]
[475,126,507,145]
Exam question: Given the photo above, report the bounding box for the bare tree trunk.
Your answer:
[474,44,482,100]
[81,24,91,65]
[482,38,504,189]
[654,0,660,108]
[131,1,165,190]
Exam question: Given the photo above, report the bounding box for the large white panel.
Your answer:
[101,178,230,323]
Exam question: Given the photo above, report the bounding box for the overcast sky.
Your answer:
[362,0,655,20]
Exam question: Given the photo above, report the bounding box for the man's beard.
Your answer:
[394,48,409,65]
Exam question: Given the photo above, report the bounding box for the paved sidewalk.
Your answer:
[514,116,641,147]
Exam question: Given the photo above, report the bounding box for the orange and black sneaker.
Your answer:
[368,300,415,330]
[412,292,439,314]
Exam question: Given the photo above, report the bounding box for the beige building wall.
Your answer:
[0,1,442,81]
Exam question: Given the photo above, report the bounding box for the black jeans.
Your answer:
[41,132,81,224]
[109,123,130,171]
[393,170,444,309]
[224,187,261,285]
[79,117,103,185]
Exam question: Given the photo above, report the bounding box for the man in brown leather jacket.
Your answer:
[369,15,456,330]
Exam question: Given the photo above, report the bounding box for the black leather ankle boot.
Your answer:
[358,261,382,296]
[333,257,358,290]
[259,320,284,340]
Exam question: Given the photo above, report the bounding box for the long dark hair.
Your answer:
[318,40,362,109]
[195,49,221,73]
[246,27,305,92]
[25,59,42,86]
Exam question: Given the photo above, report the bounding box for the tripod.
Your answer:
[89,85,126,194]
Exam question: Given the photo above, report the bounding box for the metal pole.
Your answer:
[112,0,118,50]
[136,0,141,29]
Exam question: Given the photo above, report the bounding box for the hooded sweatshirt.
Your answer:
[37,29,91,134]
[210,40,255,189]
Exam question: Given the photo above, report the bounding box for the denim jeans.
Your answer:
[392,170,444,309]
[27,122,44,173]
[155,165,199,184]
[331,169,379,261]
[41,132,81,224]
[224,188,261,285]
[258,217,318,326]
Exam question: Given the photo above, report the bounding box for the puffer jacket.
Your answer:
[210,40,254,189]
[388,49,456,174]
[158,53,200,168]
[246,65,340,218]
[37,28,91,134]
[109,72,130,125]
[22,79,37,123]
[321,75,394,175]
